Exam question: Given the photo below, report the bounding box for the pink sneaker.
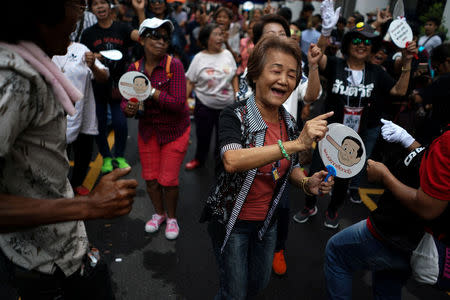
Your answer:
[145,214,166,233]
[165,218,179,240]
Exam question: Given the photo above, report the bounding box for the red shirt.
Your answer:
[239,119,290,221]
[121,55,190,144]
[420,128,450,201]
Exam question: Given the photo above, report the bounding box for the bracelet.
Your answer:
[401,66,411,72]
[277,140,290,161]
[310,64,319,71]
[149,87,156,98]
[301,177,314,196]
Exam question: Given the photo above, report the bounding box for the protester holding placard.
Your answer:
[293,0,417,229]
[122,18,190,240]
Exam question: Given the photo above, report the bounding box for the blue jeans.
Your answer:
[95,100,128,158]
[324,220,411,300]
[208,220,277,300]
[349,126,381,189]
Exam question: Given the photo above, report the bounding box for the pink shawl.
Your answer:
[0,41,82,116]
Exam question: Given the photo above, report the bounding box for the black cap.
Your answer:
[348,22,378,38]
[341,22,381,55]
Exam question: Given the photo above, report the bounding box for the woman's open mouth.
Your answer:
[271,87,286,97]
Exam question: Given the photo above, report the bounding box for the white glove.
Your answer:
[380,118,415,148]
[320,0,341,37]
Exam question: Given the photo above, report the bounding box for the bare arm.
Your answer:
[304,44,323,104]
[131,0,146,25]
[367,159,448,220]
[390,42,417,96]
[223,112,334,173]
[317,35,329,71]
[232,75,239,94]
[130,29,140,42]
[407,140,422,152]
[0,168,138,232]
[85,52,109,83]
[186,79,195,100]
[223,140,306,173]
[90,63,109,83]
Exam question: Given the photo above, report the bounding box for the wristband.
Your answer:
[277,140,290,161]
[401,66,411,72]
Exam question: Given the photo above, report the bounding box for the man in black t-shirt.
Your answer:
[324,119,450,299]
[80,0,139,174]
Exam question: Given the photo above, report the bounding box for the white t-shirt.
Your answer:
[186,49,237,109]
[52,42,109,143]
[228,22,241,55]
[418,34,442,55]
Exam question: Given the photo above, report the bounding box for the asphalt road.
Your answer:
[84,117,449,300]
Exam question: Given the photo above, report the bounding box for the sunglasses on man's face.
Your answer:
[143,30,170,43]
[351,38,372,46]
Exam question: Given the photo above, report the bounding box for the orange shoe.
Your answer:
[185,159,201,170]
[272,250,287,275]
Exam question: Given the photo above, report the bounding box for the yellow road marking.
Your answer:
[68,131,115,191]
[82,131,115,191]
[359,188,384,211]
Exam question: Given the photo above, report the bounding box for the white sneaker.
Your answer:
[145,213,166,233]
[165,218,179,240]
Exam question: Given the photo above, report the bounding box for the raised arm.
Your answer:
[317,0,341,70]
[131,0,146,25]
[389,41,418,96]
[303,43,323,103]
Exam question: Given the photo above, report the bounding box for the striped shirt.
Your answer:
[205,95,301,252]
[122,55,190,144]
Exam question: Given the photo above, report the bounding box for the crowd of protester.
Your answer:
[0,0,448,299]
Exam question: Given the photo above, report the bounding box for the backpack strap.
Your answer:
[134,60,146,73]
[166,55,173,79]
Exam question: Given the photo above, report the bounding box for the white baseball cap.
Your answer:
[138,18,174,36]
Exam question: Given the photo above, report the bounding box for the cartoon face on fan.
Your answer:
[132,76,149,94]
[327,135,363,167]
